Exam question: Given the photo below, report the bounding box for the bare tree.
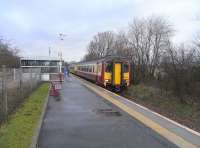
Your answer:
[83,31,116,61]
[0,39,19,67]
[193,35,200,63]
[114,31,132,58]
[161,43,199,103]
[128,17,173,80]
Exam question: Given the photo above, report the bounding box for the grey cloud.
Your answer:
[0,0,199,61]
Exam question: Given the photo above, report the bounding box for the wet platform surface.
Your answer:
[38,76,178,148]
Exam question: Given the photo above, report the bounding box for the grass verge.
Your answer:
[121,84,200,132]
[0,83,49,148]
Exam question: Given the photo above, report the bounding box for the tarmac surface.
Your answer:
[38,76,180,148]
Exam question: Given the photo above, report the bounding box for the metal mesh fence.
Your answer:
[0,67,42,122]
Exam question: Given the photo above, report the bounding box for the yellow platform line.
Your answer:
[82,81,197,148]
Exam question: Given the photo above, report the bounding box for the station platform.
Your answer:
[38,75,200,148]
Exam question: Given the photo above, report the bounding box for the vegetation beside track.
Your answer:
[0,83,49,148]
[121,84,200,132]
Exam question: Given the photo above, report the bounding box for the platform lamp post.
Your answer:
[58,33,67,73]
[58,52,62,73]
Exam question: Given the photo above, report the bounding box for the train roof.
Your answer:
[74,56,129,65]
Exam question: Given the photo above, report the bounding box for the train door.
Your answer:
[123,62,130,86]
[114,63,122,85]
[97,63,102,83]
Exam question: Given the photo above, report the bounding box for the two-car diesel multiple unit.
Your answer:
[70,57,131,91]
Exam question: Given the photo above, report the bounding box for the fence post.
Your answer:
[13,68,16,81]
[30,68,33,91]
[39,68,42,82]
[19,67,23,99]
[2,65,8,121]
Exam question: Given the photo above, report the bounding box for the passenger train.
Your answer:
[69,56,131,91]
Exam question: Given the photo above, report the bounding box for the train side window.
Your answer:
[97,65,101,73]
[123,64,129,73]
[89,66,91,72]
[105,63,112,72]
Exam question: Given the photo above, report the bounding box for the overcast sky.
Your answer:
[0,0,200,61]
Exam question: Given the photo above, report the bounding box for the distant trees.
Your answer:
[0,39,19,68]
[160,44,199,103]
[83,16,200,103]
[194,35,200,63]
[114,31,131,58]
[84,17,173,78]
[128,17,173,81]
[83,31,115,61]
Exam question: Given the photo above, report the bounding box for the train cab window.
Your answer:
[105,63,112,72]
[123,64,129,73]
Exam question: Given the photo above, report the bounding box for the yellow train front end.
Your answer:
[104,60,130,92]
